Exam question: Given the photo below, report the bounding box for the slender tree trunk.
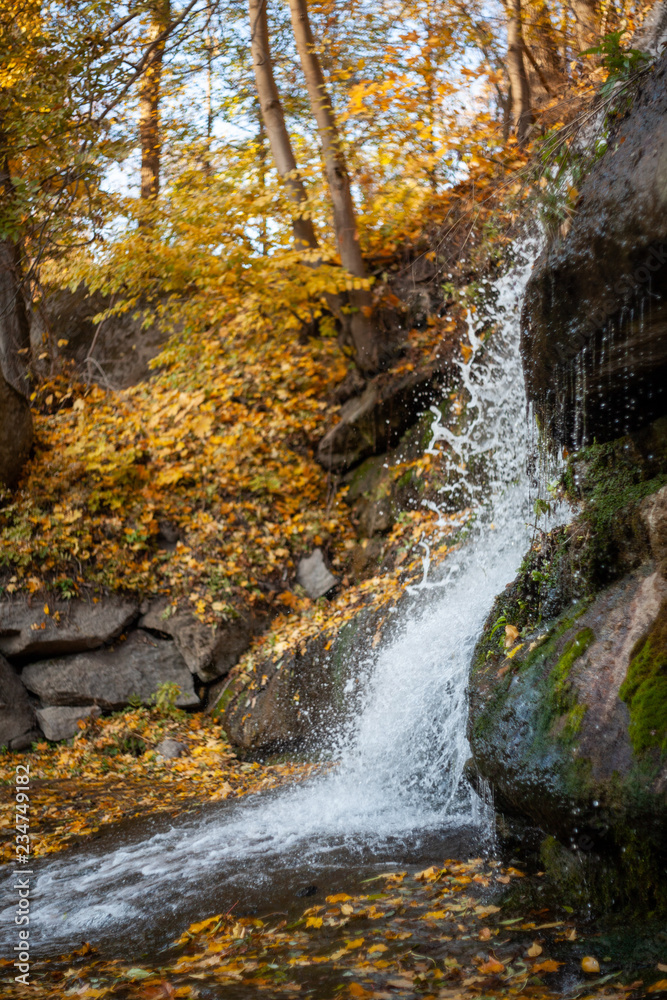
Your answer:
[506,0,533,144]
[139,0,170,201]
[524,0,563,95]
[0,153,33,487]
[248,0,318,250]
[571,0,598,50]
[287,0,380,373]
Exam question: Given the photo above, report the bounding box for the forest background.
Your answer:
[0,0,652,679]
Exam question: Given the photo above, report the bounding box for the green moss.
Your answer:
[620,599,667,756]
[552,627,594,710]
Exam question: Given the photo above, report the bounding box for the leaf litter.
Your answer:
[2,856,659,999]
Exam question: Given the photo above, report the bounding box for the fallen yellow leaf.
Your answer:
[305,916,323,928]
[504,624,520,647]
[527,942,543,957]
[348,985,373,999]
[581,956,601,974]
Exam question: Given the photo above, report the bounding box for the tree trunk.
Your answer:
[524,0,563,95]
[139,0,170,201]
[506,0,533,144]
[248,0,318,250]
[0,157,33,487]
[287,0,380,373]
[571,0,598,51]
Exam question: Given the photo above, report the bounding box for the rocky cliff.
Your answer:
[469,48,667,910]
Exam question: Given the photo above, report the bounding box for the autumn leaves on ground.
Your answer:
[4,856,662,999]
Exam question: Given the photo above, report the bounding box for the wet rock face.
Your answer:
[317,362,452,473]
[467,438,667,857]
[521,51,667,448]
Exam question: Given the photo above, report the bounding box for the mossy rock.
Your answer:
[467,433,667,883]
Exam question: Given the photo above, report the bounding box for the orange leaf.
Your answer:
[479,958,505,974]
[348,985,373,999]
[581,956,600,974]
[533,959,563,973]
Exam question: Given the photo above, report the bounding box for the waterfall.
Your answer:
[1,241,543,958]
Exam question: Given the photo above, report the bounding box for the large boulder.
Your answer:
[0,596,138,662]
[467,434,667,863]
[521,49,667,448]
[221,604,391,751]
[0,375,32,490]
[0,654,38,750]
[139,601,263,682]
[21,629,199,710]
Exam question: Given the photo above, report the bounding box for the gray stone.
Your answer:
[296,549,337,599]
[36,705,100,743]
[155,738,186,759]
[139,601,261,682]
[0,596,138,662]
[0,375,32,490]
[0,653,37,750]
[21,629,199,710]
[10,730,41,751]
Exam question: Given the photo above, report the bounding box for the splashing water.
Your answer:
[1,242,544,957]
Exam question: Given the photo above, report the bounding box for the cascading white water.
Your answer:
[1,241,543,957]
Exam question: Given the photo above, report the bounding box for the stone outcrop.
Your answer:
[36,705,100,743]
[467,427,667,865]
[0,596,138,662]
[31,285,172,389]
[221,604,395,751]
[21,629,199,711]
[521,49,667,448]
[317,361,453,473]
[139,601,262,682]
[0,375,33,490]
[0,654,38,750]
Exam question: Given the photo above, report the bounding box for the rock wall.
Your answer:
[0,595,261,746]
[521,49,667,448]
